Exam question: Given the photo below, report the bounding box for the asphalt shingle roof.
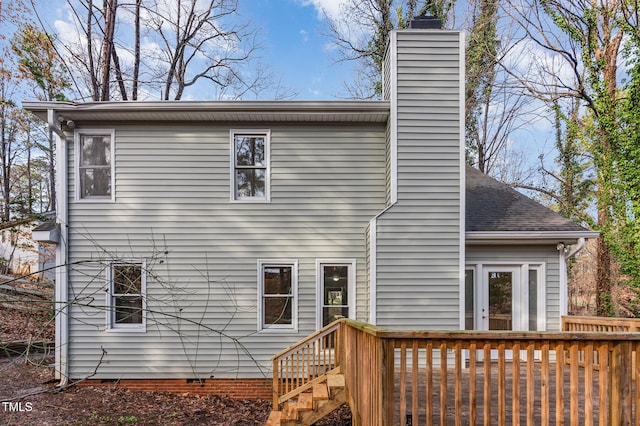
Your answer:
[465,166,591,233]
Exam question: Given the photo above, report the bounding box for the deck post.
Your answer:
[381,338,395,426]
[611,341,632,425]
[272,357,279,410]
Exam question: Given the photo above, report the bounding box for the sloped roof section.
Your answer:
[465,166,598,242]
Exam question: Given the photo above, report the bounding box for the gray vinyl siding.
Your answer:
[65,123,386,379]
[384,121,392,205]
[465,245,562,331]
[383,41,391,101]
[383,37,393,205]
[373,30,463,329]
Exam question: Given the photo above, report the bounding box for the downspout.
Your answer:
[558,238,586,318]
[566,237,586,259]
[48,109,69,386]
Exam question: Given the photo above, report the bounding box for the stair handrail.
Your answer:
[271,319,343,409]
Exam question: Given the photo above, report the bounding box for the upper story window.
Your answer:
[107,260,146,332]
[231,130,270,202]
[76,129,115,201]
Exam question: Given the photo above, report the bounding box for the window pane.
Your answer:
[81,135,111,166]
[264,266,292,295]
[465,269,474,330]
[80,168,111,197]
[529,269,538,331]
[488,272,512,331]
[113,264,142,295]
[114,295,142,324]
[323,266,348,306]
[235,169,265,198]
[264,296,292,325]
[323,306,348,327]
[235,136,265,166]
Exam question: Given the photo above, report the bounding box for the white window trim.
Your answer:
[463,266,477,330]
[316,259,356,330]
[258,259,298,333]
[230,129,271,203]
[529,263,547,331]
[74,128,116,202]
[105,259,147,332]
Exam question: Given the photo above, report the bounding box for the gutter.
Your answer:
[25,100,391,124]
[48,109,69,386]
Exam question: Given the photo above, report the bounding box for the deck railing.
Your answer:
[271,319,341,408]
[563,315,640,332]
[339,319,640,426]
[272,318,640,425]
[562,315,640,374]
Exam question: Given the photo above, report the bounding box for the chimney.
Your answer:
[408,15,443,29]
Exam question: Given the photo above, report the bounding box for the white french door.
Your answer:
[467,264,539,333]
[466,264,542,361]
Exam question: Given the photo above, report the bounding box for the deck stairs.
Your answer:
[265,372,346,426]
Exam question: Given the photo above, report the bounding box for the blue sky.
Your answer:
[31,0,356,101]
[241,0,355,99]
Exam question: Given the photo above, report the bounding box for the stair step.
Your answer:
[265,410,282,426]
[298,388,347,425]
[312,382,329,401]
[282,401,298,422]
[297,392,313,412]
[327,373,345,389]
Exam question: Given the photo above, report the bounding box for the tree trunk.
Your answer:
[132,0,141,100]
[596,229,613,316]
[99,0,118,101]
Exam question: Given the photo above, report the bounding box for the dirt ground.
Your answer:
[0,356,351,426]
[0,307,351,426]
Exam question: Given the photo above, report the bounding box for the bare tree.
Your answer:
[142,0,260,100]
[12,24,71,213]
[465,2,532,176]
[48,0,273,101]
[321,0,456,99]
[0,62,28,222]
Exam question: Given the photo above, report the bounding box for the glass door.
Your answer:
[317,261,355,329]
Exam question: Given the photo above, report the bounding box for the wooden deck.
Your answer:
[271,317,640,426]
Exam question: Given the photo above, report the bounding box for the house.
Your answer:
[24,26,597,398]
[1,215,56,281]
